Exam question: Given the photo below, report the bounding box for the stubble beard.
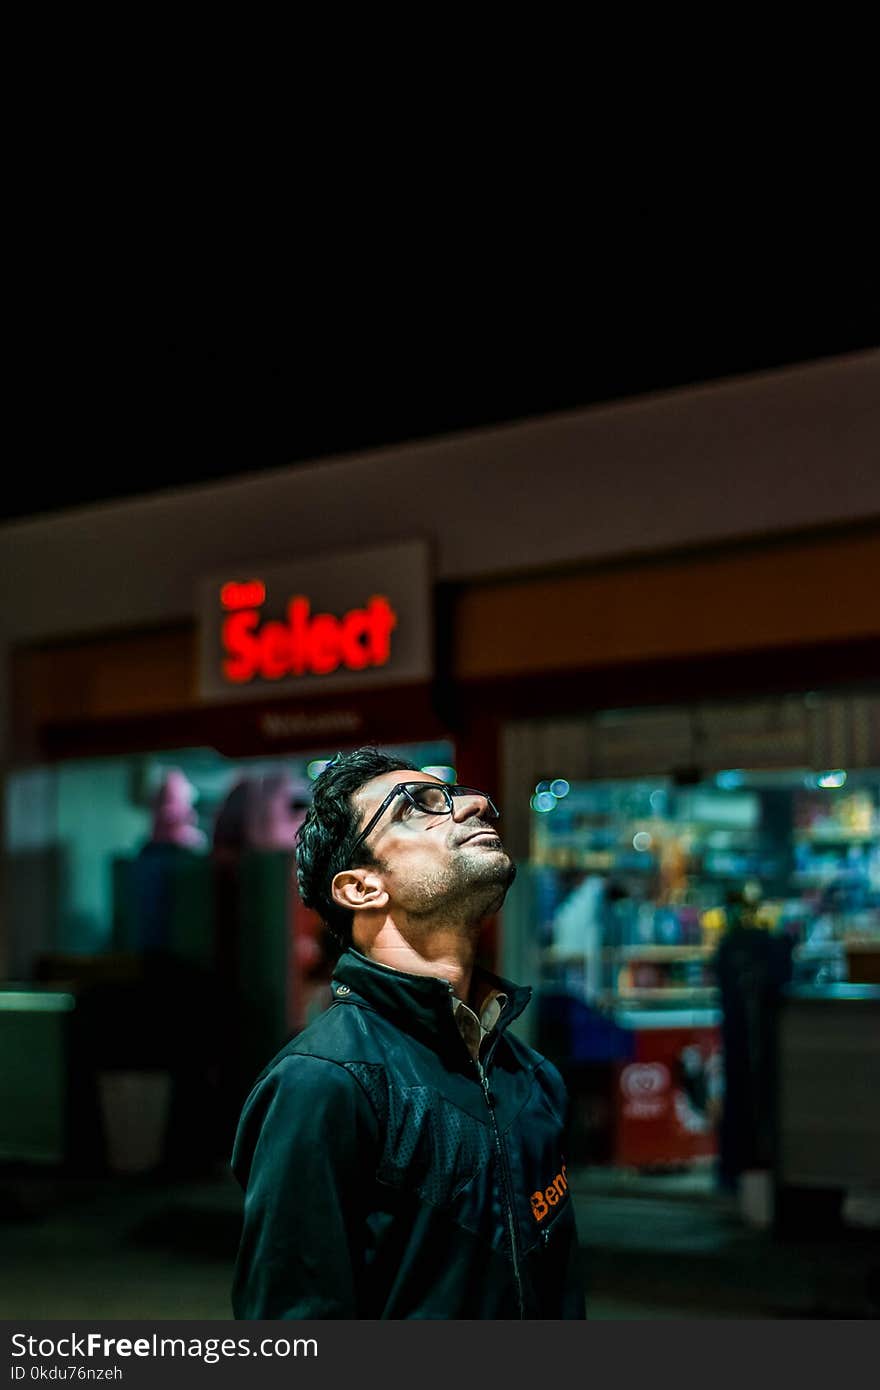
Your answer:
[401,845,518,932]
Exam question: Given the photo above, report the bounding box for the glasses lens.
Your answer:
[409,784,451,813]
[452,787,500,819]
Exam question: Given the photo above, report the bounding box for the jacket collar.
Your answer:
[331,947,531,1053]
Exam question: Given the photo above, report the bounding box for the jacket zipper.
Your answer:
[476,1056,525,1319]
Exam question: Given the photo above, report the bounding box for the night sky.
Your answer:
[8,230,876,524]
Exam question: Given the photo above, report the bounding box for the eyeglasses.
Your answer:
[350,781,500,858]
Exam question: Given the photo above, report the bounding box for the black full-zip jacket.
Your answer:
[231,948,586,1319]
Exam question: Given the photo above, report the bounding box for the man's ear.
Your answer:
[331,867,388,913]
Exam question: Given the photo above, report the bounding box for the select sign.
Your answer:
[198,540,432,701]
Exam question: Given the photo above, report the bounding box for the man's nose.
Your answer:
[452,790,494,822]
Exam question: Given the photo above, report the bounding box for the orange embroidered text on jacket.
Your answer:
[530,1164,568,1221]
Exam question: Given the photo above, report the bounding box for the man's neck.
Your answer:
[357,918,479,1005]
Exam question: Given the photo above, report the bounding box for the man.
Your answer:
[231,747,585,1319]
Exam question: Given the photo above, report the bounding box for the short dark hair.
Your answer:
[295,746,421,950]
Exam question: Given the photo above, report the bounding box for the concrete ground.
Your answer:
[1,1165,878,1320]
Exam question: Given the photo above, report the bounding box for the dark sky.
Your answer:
[7,236,877,525]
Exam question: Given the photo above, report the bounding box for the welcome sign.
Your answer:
[198,540,432,701]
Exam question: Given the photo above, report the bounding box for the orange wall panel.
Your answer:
[12,627,195,743]
[452,530,880,679]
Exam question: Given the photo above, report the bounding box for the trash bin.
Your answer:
[98,1070,171,1174]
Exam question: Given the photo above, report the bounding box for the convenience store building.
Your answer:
[2,351,879,1193]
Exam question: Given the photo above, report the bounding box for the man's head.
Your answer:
[296,747,516,952]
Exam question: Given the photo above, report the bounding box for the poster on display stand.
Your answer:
[614,1024,723,1167]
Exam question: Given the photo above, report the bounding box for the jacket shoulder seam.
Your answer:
[268,1049,370,1089]
[272,1051,384,1135]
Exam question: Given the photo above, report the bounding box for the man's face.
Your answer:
[350,770,516,923]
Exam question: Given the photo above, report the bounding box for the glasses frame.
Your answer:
[350,781,500,859]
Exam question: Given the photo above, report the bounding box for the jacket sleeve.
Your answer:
[231,1053,378,1319]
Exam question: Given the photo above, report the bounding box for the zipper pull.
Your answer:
[476,1060,495,1107]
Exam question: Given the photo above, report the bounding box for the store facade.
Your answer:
[3,509,879,1183]
[457,522,880,1192]
[0,344,873,1184]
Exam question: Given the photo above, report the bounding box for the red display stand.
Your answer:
[613,1024,722,1166]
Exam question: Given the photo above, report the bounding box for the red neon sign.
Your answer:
[221,580,266,610]
[221,593,398,683]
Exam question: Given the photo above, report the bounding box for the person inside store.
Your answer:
[715,881,793,1192]
[231,747,586,1319]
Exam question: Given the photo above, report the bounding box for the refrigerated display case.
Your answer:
[529,767,880,1170]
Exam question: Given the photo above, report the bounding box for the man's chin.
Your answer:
[481,855,517,913]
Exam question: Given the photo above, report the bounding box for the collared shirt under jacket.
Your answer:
[231,948,586,1319]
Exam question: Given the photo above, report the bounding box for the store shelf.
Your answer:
[540,946,598,964]
[607,987,718,1004]
[607,945,714,961]
[532,854,655,872]
[793,830,878,845]
[791,871,857,885]
[613,1007,722,1029]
